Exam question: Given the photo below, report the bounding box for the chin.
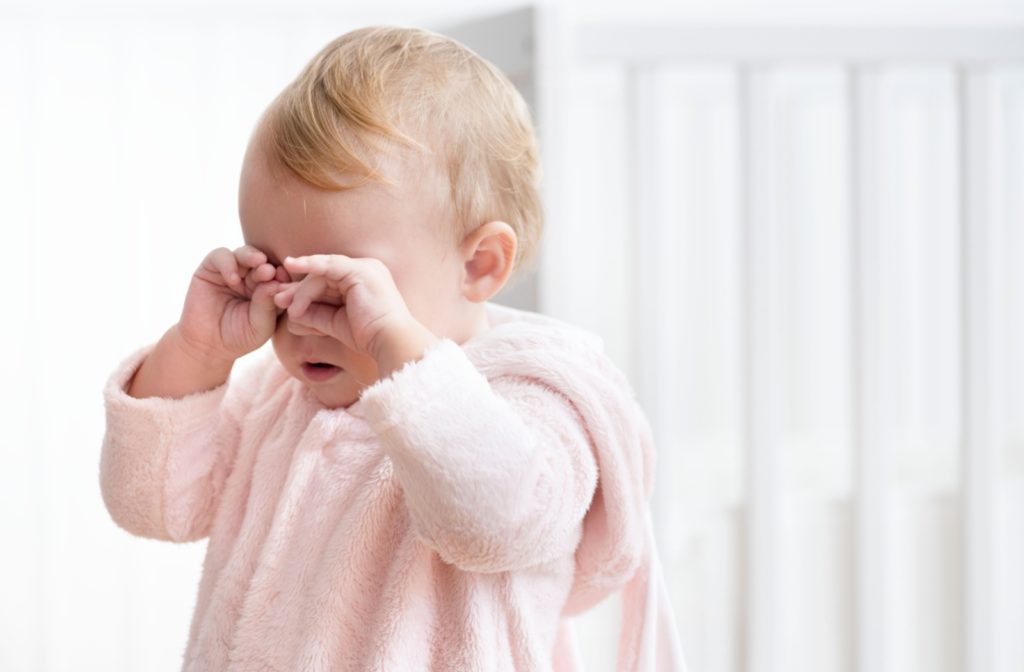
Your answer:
[309,391,354,410]
[307,379,362,409]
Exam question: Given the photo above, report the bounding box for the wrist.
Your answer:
[126,325,235,400]
[371,318,439,379]
[170,325,236,373]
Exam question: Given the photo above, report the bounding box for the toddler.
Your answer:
[99,26,684,671]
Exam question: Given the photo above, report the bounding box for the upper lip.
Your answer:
[302,358,338,366]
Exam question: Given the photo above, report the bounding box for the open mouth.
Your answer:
[301,361,342,381]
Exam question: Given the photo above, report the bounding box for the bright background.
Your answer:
[1,0,1023,671]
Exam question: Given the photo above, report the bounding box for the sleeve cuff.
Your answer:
[357,338,488,435]
[103,341,230,435]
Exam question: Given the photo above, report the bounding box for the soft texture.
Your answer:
[99,301,686,671]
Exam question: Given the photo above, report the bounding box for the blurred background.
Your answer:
[1,0,1022,670]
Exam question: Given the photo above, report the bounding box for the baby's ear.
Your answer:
[460,220,517,303]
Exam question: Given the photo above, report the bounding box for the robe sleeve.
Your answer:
[357,338,599,573]
[98,341,254,543]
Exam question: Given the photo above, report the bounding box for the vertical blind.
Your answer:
[553,24,1024,672]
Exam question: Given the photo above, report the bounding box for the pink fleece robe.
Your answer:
[99,301,686,671]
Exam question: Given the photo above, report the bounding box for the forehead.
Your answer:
[237,124,451,264]
[239,182,384,261]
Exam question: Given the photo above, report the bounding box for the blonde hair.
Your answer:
[261,26,544,278]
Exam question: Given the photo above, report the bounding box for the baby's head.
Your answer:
[238,26,543,408]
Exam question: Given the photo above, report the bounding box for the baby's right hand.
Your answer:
[175,245,289,364]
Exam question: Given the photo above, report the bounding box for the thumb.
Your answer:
[249,281,282,332]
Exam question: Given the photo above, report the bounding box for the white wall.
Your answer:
[5,0,1024,23]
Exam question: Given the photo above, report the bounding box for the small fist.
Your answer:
[176,245,291,363]
[272,254,415,359]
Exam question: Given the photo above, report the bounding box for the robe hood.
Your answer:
[460,302,688,671]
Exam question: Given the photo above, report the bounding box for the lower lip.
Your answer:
[301,363,342,382]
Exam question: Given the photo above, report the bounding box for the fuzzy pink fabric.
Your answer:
[99,301,686,671]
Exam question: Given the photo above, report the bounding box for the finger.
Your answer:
[274,278,343,310]
[232,245,268,272]
[249,280,282,329]
[206,247,243,288]
[287,304,325,334]
[226,245,267,289]
[289,303,353,348]
[273,282,298,309]
[242,262,277,296]
[285,314,326,337]
[284,254,355,283]
[255,281,282,313]
[287,275,330,317]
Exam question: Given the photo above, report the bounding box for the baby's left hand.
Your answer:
[273,254,418,361]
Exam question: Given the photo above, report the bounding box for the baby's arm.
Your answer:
[99,326,252,543]
[127,323,234,399]
[101,245,283,543]
[359,339,599,574]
